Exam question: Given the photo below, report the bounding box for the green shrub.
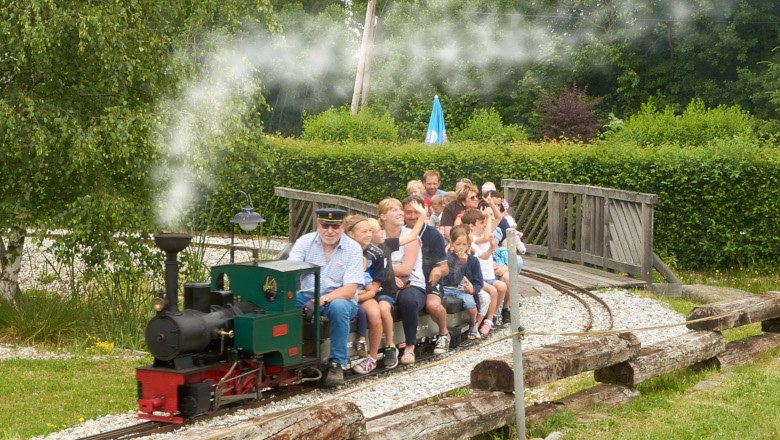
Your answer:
[602,98,758,147]
[454,108,527,144]
[302,106,399,142]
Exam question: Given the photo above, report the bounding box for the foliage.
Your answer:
[0,1,279,304]
[535,82,604,142]
[244,136,780,270]
[302,106,399,142]
[454,108,527,144]
[0,293,92,346]
[601,98,758,147]
[0,357,148,439]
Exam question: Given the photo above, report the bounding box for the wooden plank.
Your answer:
[194,400,366,440]
[525,192,549,250]
[526,384,640,428]
[548,191,563,258]
[594,331,725,387]
[365,391,514,440]
[642,203,655,286]
[522,257,642,288]
[608,201,632,265]
[471,333,640,391]
[502,180,658,204]
[574,193,583,258]
[686,293,780,331]
[713,332,780,369]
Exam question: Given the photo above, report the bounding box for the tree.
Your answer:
[0,0,278,306]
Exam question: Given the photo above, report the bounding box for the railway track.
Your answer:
[521,269,615,332]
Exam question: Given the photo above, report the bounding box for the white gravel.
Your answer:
[24,284,689,440]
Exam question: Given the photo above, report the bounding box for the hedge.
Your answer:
[199,137,780,270]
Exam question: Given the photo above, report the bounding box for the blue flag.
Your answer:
[425,95,448,144]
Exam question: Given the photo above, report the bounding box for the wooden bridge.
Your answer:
[273,181,681,293]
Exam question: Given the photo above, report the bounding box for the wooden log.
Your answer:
[525,384,639,428]
[471,332,640,392]
[365,390,514,440]
[713,332,780,369]
[366,385,640,439]
[594,331,725,387]
[192,400,366,440]
[686,292,780,331]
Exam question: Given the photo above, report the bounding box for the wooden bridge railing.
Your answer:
[502,179,676,286]
[273,187,379,257]
[275,183,680,288]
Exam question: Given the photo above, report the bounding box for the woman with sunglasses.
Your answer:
[439,182,481,240]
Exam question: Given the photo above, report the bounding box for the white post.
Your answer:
[507,228,525,440]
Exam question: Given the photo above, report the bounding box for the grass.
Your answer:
[551,351,780,439]
[483,267,780,439]
[0,356,151,439]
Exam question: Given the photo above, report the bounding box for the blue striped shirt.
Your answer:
[288,231,365,303]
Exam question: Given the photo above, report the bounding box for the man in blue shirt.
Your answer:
[288,208,364,386]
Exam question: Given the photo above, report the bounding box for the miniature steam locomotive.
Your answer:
[136,232,470,423]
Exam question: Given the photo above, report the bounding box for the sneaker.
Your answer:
[354,340,368,357]
[501,308,511,325]
[353,356,376,374]
[433,333,451,355]
[400,349,415,365]
[323,361,344,387]
[479,319,494,336]
[493,313,503,327]
[383,345,399,369]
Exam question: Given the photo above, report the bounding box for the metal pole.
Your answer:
[507,227,525,440]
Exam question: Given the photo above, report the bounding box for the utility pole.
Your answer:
[350,0,377,115]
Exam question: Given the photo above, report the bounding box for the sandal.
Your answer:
[467,329,480,340]
[400,349,415,365]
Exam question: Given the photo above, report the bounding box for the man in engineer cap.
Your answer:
[288,208,364,386]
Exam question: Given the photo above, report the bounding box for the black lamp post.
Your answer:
[230,190,265,263]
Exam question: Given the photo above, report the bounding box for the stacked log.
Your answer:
[686,292,780,331]
[365,391,514,440]
[594,331,725,386]
[190,400,366,440]
[471,333,640,392]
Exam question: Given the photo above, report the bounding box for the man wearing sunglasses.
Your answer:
[289,208,364,386]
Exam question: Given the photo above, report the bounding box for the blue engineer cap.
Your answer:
[316,208,347,225]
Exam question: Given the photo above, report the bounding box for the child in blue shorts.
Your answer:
[440,225,484,340]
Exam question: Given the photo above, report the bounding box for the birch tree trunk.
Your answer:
[0,222,26,308]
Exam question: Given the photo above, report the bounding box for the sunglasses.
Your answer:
[318,222,343,230]
[468,195,479,201]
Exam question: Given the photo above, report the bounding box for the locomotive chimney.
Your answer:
[153,232,192,314]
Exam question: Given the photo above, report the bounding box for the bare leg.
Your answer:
[493,280,507,316]
[482,283,498,321]
[362,299,382,359]
[425,294,449,336]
